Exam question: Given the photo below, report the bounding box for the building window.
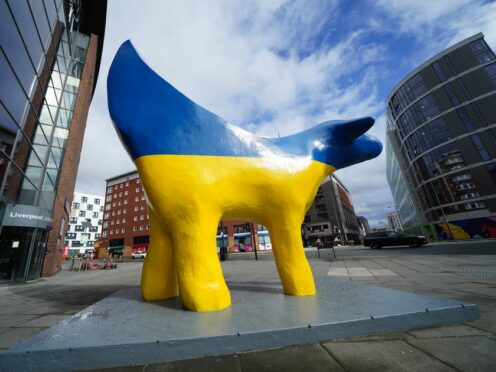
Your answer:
[316,204,327,212]
[87,204,93,211]
[117,210,121,215]
[116,219,120,224]
[464,202,485,210]
[141,205,145,210]
[70,217,77,224]
[134,206,139,212]
[81,196,88,203]
[104,212,110,218]
[317,213,329,221]
[119,192,123,197]
[110,230,114,235]
[432,61,446,82]
[112,202,116,207]
[111,220,115,226]
[133,226,137,232]
[94,198,100,205]
[140,215,144,220]
[120,184,123,189]
[233,224,250,234]
[136,188,140,192]
[135,197,139,202]
[140,225,144,231]
[121,228,125,233]
[103,231,108,237]
[103,221,109,228]
[73,202,80,209]
[470,40,495,64]
[124,191,128,196]
[122,218,126,223]
[92,212,99,218]
[125,182,129,186]
[134,216,138,221]
[471,134,491,161]
[123,209,127,214]
[79,211,86,217]
[123,200,128,205]
[111,211,115,216]
[95,233,101,239]
[106,195,112,201]
[137,179,140,183]
[141,196,145,200]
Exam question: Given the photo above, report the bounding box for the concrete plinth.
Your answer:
[0,278,479,371]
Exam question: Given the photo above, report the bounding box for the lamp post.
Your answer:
[219,221,227,261]
[423,181,455,241]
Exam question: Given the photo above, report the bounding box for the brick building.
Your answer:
[99,171,273,257]
[99,171,149,257]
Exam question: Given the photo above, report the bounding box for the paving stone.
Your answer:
[0,314,40,328]
[408,336,496,371]
[145,354,241,372]
[20,314,69,327]
[323,340,454,371]
[369,269,398,276]
[239,344,343,372]
[408,324,493,338]
[0,327,46,349]
[346,331,412,342]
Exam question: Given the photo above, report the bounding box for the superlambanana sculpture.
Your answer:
[107,41,382,312]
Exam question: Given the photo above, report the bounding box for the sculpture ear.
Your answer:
[332,117,375,142]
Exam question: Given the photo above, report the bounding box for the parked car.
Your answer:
[363,231,427,249]
[131,251,147,259]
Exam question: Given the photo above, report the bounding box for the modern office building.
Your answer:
[387,212,403,232]
[64,192,103,257]
[303,175,360,246]
[386,33,496,240]
[0,0,106,282]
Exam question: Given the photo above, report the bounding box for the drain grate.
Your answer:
[454,266,496,276]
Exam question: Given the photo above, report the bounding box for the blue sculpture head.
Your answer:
[107,40,382,169]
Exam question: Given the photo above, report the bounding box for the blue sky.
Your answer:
[76,0,496,227]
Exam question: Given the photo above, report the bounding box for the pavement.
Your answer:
[1,243,495,371]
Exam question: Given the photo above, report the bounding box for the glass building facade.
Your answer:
[386,33,496,240]
[0,0,106,282]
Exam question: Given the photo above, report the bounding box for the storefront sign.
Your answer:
[2,204,53,229]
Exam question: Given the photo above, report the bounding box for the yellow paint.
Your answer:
[438,222,471,240]
[136,155,335,312]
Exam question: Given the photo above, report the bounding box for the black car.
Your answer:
[363,231,427,249]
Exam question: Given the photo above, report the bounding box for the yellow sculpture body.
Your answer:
[107,41,382,311]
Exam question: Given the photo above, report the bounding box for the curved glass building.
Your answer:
[386,33,496,240]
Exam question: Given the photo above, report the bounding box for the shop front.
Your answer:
[0,204,52,283]
[233,232,253,252]
[257,230,272,250]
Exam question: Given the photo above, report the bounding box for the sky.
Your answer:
[75,0,496,227]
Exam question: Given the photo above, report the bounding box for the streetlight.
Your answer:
[421,181,456,241]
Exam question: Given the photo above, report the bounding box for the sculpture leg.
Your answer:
[141,208,178,300]
[269,214,316,296]
[171,212,231,312]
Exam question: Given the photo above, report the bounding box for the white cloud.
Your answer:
[75,0,495,228]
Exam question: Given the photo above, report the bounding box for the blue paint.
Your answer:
[107,40,382,169]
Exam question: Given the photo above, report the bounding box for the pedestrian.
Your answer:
[316,237,323,249]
